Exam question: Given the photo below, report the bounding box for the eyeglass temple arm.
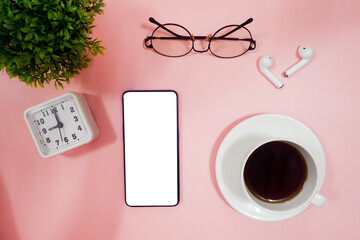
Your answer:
[148,17,253,40]
[149,17,185,38]
[214,17,256,50]
[145,17,189,48]
[217,18,253,39]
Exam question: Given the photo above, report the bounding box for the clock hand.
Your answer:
[48,111,64,130]
[58,128,63,142]
[49,125,58,131]
[48,122,63,130]
[54,111,61,124]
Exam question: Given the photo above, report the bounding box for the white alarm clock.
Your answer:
[24,92,99,158]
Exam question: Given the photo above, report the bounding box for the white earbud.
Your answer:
[283,45,313,77]
[259,55,283,89]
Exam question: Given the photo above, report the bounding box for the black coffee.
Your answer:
[244,141,307,203]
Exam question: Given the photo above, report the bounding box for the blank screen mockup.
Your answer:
[123,91,179,206]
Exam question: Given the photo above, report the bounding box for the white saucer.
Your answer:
[215,114,326,221]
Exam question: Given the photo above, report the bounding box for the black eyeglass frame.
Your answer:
[144,17,256,58]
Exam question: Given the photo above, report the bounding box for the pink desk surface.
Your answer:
[1,0,360,239]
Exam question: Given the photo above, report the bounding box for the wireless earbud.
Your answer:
[259,55,284,89]
[283,45,313,77]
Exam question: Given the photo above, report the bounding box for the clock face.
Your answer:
[25,93,90,157]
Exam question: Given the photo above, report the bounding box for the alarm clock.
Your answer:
[24,92,99,158]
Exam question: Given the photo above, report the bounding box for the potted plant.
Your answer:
[0,0,105,88]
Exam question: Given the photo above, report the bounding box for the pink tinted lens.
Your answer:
[210,26,251,58]
[152,24,193,57]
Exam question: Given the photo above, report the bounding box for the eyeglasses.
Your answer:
[144,17,256,58]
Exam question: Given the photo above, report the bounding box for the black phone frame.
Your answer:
[122,90,180,207]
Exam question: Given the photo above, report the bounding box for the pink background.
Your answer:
[1,0,360,239]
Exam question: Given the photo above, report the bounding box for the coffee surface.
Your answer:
[244,141,307,203]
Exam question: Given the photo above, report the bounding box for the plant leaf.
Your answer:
[1,0,106,89]
[25,32,33,41]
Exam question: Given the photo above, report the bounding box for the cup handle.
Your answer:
[311,192,327,208]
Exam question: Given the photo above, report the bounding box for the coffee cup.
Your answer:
[241,138,327,213]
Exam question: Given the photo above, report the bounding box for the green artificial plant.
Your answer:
[0,0,105,88]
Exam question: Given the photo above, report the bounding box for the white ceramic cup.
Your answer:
[241,138,327,213]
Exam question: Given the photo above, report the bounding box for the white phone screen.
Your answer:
[123,91,179,206]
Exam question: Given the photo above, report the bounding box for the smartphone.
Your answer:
[122,90,179,207]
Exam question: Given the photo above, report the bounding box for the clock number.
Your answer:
[46,137,51,143]
[61,104,65,110]
[37,118,45,125]
[72,134,77,140]
[51,107,57,114]
[55,140,60,146]
[42,128,47,134]
[78,125,82,131]
[70,107,75,113]
[74,116,78,122]
[64,137,69,143]
[42,111,49,117]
